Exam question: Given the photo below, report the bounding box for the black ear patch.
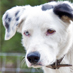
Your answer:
[42,4,54,11]
[5,21,9,29]
[53,3,73,20]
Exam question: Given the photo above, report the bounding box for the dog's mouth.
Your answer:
[30,56,72,69]
[30,61,54,68]
[26,52,72,69]
[30,63,43,68]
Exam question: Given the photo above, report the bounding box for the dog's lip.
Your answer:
[32,63,42,66]
[31,63,51,67]
[31,61,53,67]
[31,64,43,68]
[31,63,53,68]
[29,61,55,67]
[31,62,43,67]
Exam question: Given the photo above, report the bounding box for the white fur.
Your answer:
[2,1,73,73]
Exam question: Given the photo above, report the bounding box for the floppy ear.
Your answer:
[2,5,31,40]
[53,2,73,23]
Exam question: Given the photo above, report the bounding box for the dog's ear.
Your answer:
[2,5,31,40]
[53,2,73,23]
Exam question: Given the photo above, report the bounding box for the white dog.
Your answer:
[2,1,73,73]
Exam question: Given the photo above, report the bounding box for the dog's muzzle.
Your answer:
[27,52,40,64]
[27,52,72,69]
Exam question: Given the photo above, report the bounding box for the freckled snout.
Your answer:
[27,52,40,64]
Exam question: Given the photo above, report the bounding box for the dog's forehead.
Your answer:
[22,10,61,31]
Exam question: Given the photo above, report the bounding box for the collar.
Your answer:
[46,56,72,69]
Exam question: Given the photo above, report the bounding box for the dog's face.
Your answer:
[2,1,73,68]
[22,11,60,67]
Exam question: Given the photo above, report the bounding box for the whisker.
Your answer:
[21,57,26,67]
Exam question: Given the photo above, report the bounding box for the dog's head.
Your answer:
[2,1,73,68]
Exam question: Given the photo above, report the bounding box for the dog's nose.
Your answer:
[27,52,40,64]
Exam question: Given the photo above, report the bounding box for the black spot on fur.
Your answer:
[16,17,19,21]
[5,14,8,19]
[7,29,10,33]
[42,4,54,11]
[8,17,11,22]
[53,3,73,19]
[15,11,19,16]
[5,14,11,22]
[5,22,9,29]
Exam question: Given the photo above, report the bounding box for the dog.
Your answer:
[2,1,73,73]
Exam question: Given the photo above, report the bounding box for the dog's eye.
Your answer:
[46,29,55,35]
[24,31,30,36]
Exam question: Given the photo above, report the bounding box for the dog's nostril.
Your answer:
[27,52,40,64]
[34,57,39,61]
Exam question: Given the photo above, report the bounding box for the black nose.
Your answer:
[27,52,40,64]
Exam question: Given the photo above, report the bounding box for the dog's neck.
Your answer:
[46,56,72,69]
[66,45,73,64]
[42,46,73,73]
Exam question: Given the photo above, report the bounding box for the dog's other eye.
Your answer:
[24,31,30,36]
[46,29,56,35]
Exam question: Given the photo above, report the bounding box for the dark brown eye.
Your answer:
[46,29,56,35]
[24,31,30,36]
